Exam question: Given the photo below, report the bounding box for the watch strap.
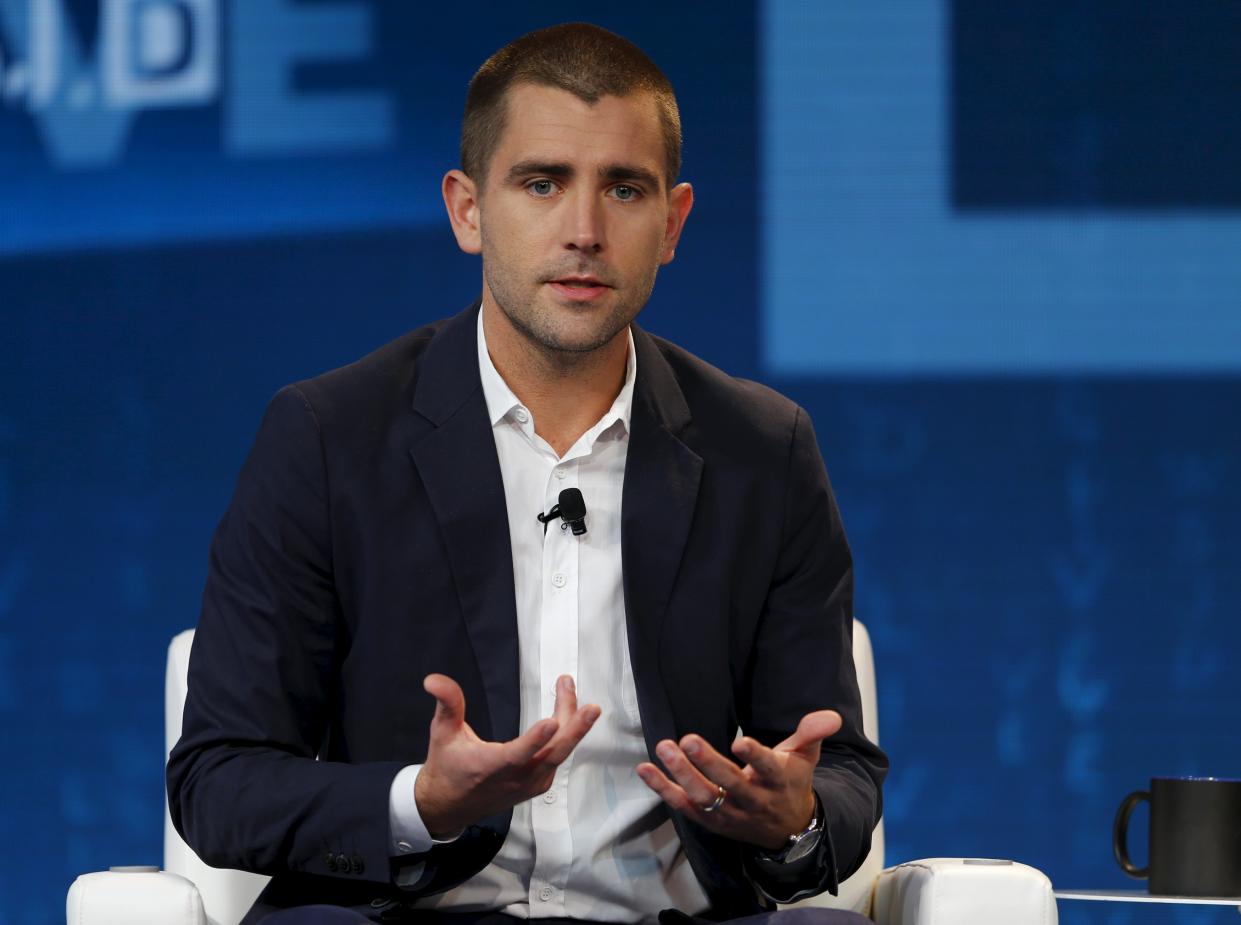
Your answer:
[755,793,824,864]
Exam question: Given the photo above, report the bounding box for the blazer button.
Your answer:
[325,853,338,872]
[336,853,351,873]
[351,855,365,875]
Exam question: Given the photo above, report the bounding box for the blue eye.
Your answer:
[613,185,638,201]
[530,180,555,197]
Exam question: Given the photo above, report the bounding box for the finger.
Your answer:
[532,702,601,767]
[678,734,746,793]
[775,710,842,758]
[636,762,703,818]
[423,674,466,728]
[502,717,560,765]
[552,675,577,724]
[731,735,782,781]
[655,740,725,810]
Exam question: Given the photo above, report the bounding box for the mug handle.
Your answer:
[1113,790,1150,878]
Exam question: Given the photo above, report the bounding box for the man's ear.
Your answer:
[443,169,482,255]
[659,181,694,265]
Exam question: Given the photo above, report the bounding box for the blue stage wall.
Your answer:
[2,2,1239,923]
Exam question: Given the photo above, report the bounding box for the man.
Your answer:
[168,22,886,925]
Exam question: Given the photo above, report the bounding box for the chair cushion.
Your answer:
[871,858,1057,925]
[67,869,205,925]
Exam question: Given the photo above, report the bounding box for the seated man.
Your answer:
[167,21,887,925]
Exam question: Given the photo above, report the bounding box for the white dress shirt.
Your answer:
[387,312,710,921]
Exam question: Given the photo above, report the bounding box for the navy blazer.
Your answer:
[167,303,887,922]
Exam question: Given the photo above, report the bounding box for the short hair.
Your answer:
[461,23,682,189]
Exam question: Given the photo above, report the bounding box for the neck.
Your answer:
[481,300,629,457]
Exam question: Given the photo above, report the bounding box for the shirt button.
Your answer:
[538,886,555,902]
[551,573,567,589]
[542,789,557,804]
[514,407,529,424]
[554,466,568,480]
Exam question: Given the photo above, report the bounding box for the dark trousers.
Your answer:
[257,909,871,925]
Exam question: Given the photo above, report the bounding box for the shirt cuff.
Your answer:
[388,764,463,856]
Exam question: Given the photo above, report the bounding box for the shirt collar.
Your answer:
[476,308,637,440]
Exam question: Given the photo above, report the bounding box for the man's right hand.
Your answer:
[414,673,601,839]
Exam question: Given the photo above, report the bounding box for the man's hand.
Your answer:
[414,673,600,839]
[636,710,842,851]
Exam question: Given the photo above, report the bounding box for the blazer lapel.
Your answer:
[623,331,761,914]
[622,327,704,757]
[407,304,520,743]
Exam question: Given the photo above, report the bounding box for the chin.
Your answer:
[541,332,615,355]
[535,319,624,354]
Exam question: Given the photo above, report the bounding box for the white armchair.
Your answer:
[67,622,1057,925]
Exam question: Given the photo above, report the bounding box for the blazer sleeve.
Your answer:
[166,386,501,892]
[737,406,888,903]
[165,385,406,883]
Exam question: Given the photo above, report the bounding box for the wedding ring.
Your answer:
[701,785,726,814]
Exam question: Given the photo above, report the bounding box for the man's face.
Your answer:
[464,83,692,356]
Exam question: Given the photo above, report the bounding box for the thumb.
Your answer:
[424,674,467,730]
[777,710,843,760]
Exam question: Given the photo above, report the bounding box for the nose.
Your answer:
[564,190,605,253]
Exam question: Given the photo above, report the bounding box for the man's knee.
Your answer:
[256,905,375,924]
[731,909,872,925]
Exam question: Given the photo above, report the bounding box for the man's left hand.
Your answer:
[635,710,842,851]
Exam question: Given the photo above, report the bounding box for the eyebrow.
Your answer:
[601,163,663,192]
[505,160,664,193]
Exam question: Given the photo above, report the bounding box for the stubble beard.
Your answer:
[481,244,660,363]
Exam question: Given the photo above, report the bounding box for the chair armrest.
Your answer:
[871,858,1057,925]
[67,868,206,925]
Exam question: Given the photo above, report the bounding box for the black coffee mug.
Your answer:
[1114,776,1241,897]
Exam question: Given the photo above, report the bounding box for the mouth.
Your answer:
[546,276,613,302]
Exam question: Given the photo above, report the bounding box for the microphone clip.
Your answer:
[537,487,588,536]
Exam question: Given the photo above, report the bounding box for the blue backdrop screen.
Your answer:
[763,2,1241,374]
[0,0,453,253]
[2,3,1239,924]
